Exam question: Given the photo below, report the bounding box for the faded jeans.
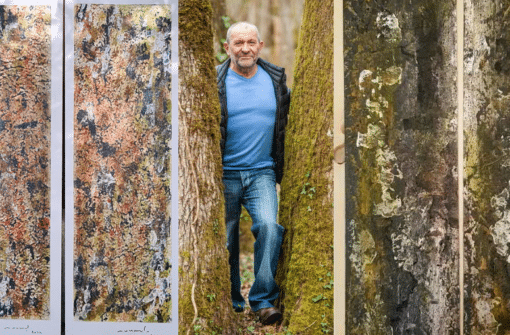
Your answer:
[222,167,284,312]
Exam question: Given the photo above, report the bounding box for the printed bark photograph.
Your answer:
[464,0,510,333]
[178,0,333,334]
[343,0,510,334]
[73,4,172,322]
[0,6,51,320]
[344,1,460,333]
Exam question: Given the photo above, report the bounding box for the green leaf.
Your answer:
[312,294,323,302]
[221,16,231,28]
[215,52,228,62]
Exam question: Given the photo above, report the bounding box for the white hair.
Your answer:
[226,22,261,44]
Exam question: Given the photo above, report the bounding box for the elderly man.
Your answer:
[216,22,290,325]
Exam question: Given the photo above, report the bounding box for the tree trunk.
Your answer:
[276,0,334,333]
[178,1,238,333]
[344,1,459,333]
[209,0,228,64]
[464,0,510,333]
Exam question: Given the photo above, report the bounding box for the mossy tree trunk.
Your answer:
[276,0,334,333]
[464,0,510,333]
[344,1,459,334]
[178,1,238,334]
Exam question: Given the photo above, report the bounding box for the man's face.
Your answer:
[224,27,264,74]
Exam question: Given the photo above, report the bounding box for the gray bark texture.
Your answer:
[344,1,460,333]
[178,0,238,333]
[464,0,510,333]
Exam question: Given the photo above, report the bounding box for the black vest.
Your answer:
[217,58,290,184]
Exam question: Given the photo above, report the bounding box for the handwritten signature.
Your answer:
[117,326,149,333]
[3,325,42,333]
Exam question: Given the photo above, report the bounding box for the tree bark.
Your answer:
[344,1,459,333]
[276,0,334,333]
[464,0,510,333]
[178,1,238,333]
[209,0,228,64]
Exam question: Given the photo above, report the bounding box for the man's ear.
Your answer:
[259,41,264,49]
[223,42,230,55]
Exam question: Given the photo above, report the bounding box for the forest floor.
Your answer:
[237,252,289,335]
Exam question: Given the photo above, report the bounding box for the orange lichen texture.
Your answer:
[0,6,51,319]
[73,5,172,322]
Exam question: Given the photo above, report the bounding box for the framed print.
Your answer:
[0,0,62,334]
[64,1,177,333]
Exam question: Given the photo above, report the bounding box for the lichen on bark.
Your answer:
[464,0,510,333]
[345,1,459,333]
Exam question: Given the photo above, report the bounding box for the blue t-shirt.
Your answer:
[223,67,277,170]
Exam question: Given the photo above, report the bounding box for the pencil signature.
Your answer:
[3,325,42,334]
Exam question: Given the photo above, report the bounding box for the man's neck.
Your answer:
[230,63,258,79]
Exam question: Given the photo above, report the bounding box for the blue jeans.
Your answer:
[222,167,284,312]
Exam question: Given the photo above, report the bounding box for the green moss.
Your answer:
[276,0,334,333]
[178,0,237,333]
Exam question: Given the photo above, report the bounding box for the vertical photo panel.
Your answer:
[72,4,172,323]
[0,5,52,320]
[464,0,510,333]
[344,0,460,333]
